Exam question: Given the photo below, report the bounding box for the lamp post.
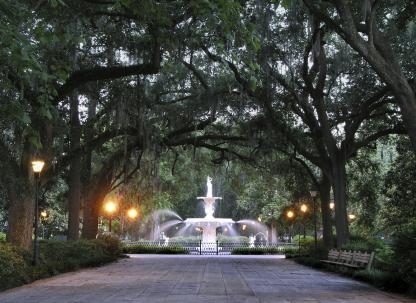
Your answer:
[40,211,48,239]
[286,210,294,243]
[310,191,318,251]
[104,200,117,232]
[300,204,308,238]
[31,159,45,265]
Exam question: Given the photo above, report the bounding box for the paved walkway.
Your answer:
[0,255,414,303]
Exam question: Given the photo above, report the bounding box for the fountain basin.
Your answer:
[184,217,235,243]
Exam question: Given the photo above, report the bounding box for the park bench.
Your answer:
[321,249,374,270]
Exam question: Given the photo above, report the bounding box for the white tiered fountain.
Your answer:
[152,176,268,247]
[183,176,234,243]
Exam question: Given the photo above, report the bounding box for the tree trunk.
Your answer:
[268,219,277,244]
[7,188,34,248]
[331,154,349,248]
[319,174,333,248]
[394,84,416,152]
[81,98,97,238]
[67,94,81,240]
[82,192,101,239]
[82,173,112,239]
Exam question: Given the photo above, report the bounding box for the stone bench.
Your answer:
[321,249,374,270]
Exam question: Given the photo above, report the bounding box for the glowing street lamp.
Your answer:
[32,161,45,174]
[104,200,117,232]
[31,159,45,265]
[286,210,294,243]
[300,204,308,213]
[127,207,138,220]
[348,214,356,220]
[286,210,294,219]
[40,211,48,239]
[329,202,335,210]
[32,159,45,265]
[300,204,308,239]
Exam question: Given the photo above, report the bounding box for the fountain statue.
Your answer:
[196,176,222,219]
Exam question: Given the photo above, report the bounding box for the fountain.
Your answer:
[183,176,234,243]
[151,176,267,245]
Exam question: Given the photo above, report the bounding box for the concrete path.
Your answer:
[0,255,414,303]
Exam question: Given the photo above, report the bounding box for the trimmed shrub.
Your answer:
[341,236,383,252]
[231,247,282,255]
[353,269,404,291]
[0,237,121,291]
[294,256,325,269]
[167,236,201,243]
[122,245,189,254]
[217,235,249,244]
[390,222,416,296]
[0,243,32,290]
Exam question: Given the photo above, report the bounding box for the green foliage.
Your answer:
[169,236,201,243]
[294,256,325,269]
[0,238,120,291]
[341,235,384,252]
[231,247,282,255]
[0,243,32,290]
[122,245,189,254]
[347,149,385,232]
[293,235,314,245]
[0,232,6,242]
[381,139,416,229]
[217,235,249,244]
[390,221,416,296]
[353,269,404,291]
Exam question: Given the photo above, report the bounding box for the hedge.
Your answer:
[0,235,121,291]
[122,244,189,254]
[231,247,283,255]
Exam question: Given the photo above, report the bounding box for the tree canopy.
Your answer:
[0,0,415,249]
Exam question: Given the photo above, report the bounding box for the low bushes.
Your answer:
[122,244,189,254]
[341,235,384,252]
[231,247,282,255]
[389,221,416,296]
[293,256,325,269]
[167,236,201,243]
[353,269,405,292]
[0,236,121,291]
[217,235,249,244]
[0,243,32,290]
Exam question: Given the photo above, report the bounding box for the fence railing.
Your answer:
[122,240,298,255]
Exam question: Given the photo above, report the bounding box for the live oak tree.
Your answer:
[302,0,416,152]
[199,2,405,246]
[1,0,248,247]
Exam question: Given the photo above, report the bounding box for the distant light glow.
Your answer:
[287,211,294,219]
[329,202,335,210]
[348,214,356,220]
